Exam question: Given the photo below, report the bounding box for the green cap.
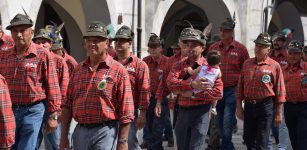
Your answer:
[179,28,206,45]
[33,28,53,42]
[6,13,33,30]
[272,32,286,41]
[50,40,63,51]
[220,18,235,30]
[83,21,108,39]
[254,32,272,46]
[148,33,163,48]
[287,40,303,52]
[114,25,134,40]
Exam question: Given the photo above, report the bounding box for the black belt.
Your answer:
[79,120,118,129]
[245,97,273,104]
[286,101,307,105]
[223,85,236,91]
[179,104,209,110]
[12,100,43,109]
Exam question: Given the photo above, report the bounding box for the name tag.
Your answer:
[262,69,272,73]
[126,66,135,73]
[157,69,163,73]
[230,52,238,56]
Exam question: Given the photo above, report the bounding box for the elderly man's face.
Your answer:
[11,25,34,48]
[287,51,302,65]
[84,36,109,56]
[34,38,52,50]
[186,40,204,59]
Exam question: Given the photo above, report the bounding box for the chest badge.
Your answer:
[97,78,107,90]
[301,75,307,87]
[262,74,271,83]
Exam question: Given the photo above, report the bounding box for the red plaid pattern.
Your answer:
[269,49,288,67]
[52,53,69,103]
[237,57,286,103]
[0,33,14,51]
[155,59,172,103]
[143,55,168,95]
[0,75,15,148]
[209,40,249,87]
[63,55,134,124]
[283,61,307,102]
[63,52,78,76]
[114,53,150,110]
[166,57,223,107]
[0,42,61,113]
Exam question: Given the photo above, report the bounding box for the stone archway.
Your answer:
[268,1,304,42]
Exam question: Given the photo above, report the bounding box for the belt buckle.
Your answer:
[251,100,257,104]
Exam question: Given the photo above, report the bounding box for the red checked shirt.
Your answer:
[237,57,286,103]
[269,49,288,67]
[63,51,78,76]
[209,40,249,87]
[167,57,223,107]
[0,33,14,51]
[0,42,61,113]
[114,53,150,110]
[0,75,15,149]
[143,55,168,95]
[282,61,307,102]
[52,53,69,103]
[63,55,134,124]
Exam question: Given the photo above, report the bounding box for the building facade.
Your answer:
[1,0,306,61]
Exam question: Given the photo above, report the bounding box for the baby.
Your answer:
[185,50,222,115]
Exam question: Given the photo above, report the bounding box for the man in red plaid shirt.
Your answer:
[282,40,307,149]
[167,26,223,150]
[113,25,150,150]
[208,18,250,150]
[60,21,134,150]
[33,27,69,150]
[236,33,286,150]
[0,75,15,150]
[0,25,14,51]
[270,32,288,67]
[0,13,61,150]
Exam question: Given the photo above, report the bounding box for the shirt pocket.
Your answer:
[99,77,116,101]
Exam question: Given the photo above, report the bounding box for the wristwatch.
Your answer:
[118,138,128,144]
[50,113,58,120]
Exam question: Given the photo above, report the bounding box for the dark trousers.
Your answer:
[244,98,274,150]
[284,102,307,150]
[175,104,211,150]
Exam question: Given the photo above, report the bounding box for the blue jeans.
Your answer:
[268,106,289,150]
[175,104,211,150]
[43,123,61,150]
[148,98,172,150]
[72,122,118,150]
[12,102,45,150]
[284,102,307,150]
[244,98,274,150]
[128,110,141,150]
[216,86,236,150]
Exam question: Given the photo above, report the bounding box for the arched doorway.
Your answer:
[268,1,304,42]
[160,2,208,56]
[36,0,85,62]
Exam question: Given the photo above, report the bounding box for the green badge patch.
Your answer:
[97,79,107,90]
[262,74,271,83]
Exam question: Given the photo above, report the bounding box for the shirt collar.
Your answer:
[253,56,271,65]
[218,39,236,49]
[10,42,38,56]
[270,49,287,57]
[83,54,113,68]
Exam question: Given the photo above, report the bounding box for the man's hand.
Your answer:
[116,142,128,150]
[274,112,282,127]
[154,102,162,117]
[236,106,244,120]
[191,78,210,90]
[136,110,146,129]
[45,112,58,133]
[59,136,71,150]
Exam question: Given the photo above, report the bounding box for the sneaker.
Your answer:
[140,141,147,149]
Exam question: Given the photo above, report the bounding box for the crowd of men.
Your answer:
[0,11,307,150]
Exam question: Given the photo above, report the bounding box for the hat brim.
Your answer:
[254,39,271,46]
[6,22,33,30]
[272,36,286,41]
[287,48,302,52]
[32,36,52,42]
[83,32,108,39]
[181,37,205,45]
[220,26,234,30]
[114,35,132,40]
